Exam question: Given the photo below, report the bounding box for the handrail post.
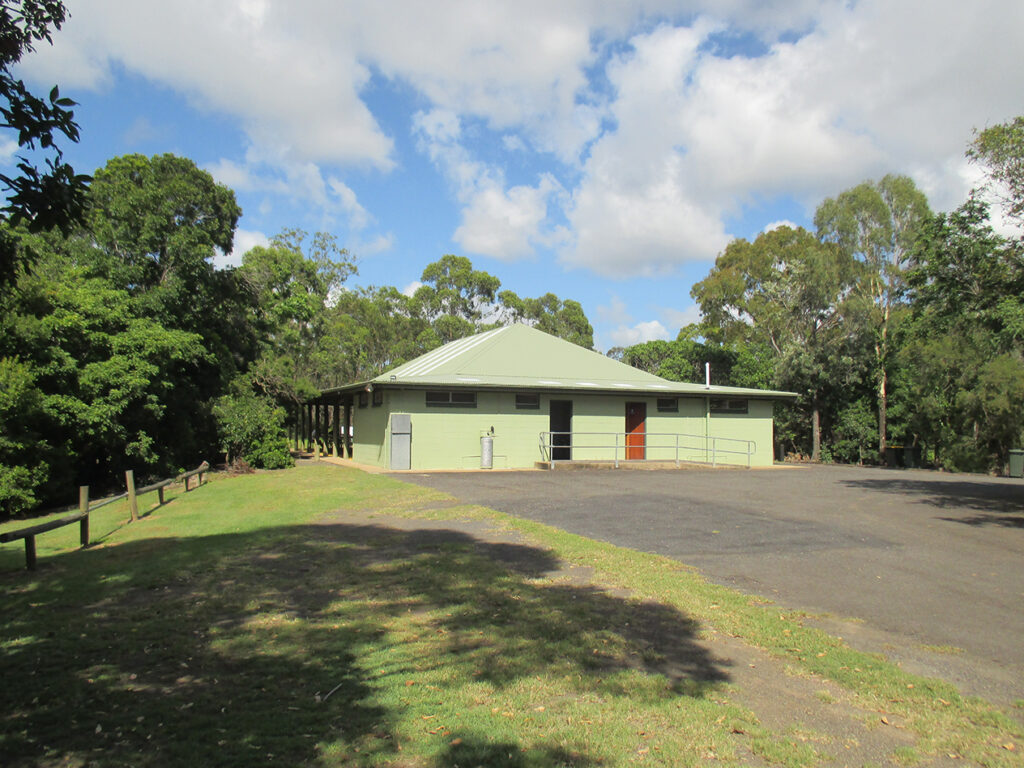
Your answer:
[79,486,89,547]
[711,438,717,468]
[614,432,619,468]
[676,434,680,468]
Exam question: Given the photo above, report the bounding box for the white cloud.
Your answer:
[349,232,395,256]
[596,296,671,347]
[18,0,1024,279]
[28,0,395,169]
[454,174,565,260]
[608,320,671,347]
[205,152,376,234]
[596,296,633,326]
[563,1,1024,275]
[763,220,797,233]
[214,228,269,270]
[502,134,527,153]
[0,137,19,163]
[414,108,566,261]
[328,178,371,231]
[402,280,423,297]
[659,304,703,333]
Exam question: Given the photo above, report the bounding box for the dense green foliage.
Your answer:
[618,117,1024,473]
[0,0,90,286]
[213,389,293,469]
[0,155,594,515]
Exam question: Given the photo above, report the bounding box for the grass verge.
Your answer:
[1,464,1021,767]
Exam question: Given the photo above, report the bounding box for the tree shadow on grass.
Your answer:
[434,735,596,768]
[1,520,728,767]
[839,476,1024,527]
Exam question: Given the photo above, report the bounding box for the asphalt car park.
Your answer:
[391,463,1024,705]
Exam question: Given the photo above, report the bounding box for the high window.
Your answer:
[425,391,477,408]
[710,398,748,414]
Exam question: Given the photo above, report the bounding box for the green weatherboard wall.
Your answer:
[331,324,793,470]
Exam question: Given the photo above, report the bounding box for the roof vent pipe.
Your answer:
[705,362,711,389]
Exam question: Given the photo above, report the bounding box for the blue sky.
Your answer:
[14,0,1024,351]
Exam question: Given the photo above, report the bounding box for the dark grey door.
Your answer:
[549,400,572,461]
[390,413,411,470]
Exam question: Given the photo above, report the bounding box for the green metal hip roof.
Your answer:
[364,324,795,399]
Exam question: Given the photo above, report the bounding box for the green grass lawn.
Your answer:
[1,465,1021,767]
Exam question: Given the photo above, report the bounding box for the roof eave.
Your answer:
[356,379,798,399]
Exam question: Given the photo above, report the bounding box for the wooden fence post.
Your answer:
[158,485,165,505]
[24,536,36,570]
[125,470,139,522]
[79,486,89,547]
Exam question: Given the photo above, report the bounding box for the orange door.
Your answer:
[625,402,646,460]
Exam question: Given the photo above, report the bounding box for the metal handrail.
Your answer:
[538,431,756,469]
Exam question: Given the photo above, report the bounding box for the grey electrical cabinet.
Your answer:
[390,414,412,470]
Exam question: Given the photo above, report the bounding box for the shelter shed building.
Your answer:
[300,324,795,470]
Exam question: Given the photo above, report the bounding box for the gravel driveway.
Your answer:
[389,464,1024,706]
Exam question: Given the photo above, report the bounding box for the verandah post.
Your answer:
[332,403,340,457]
[306,402,314,451]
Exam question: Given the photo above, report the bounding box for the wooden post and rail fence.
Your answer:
[0,461,210,571]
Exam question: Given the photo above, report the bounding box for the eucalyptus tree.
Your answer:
[692,226,860,460]
[814,175,930,455]
[413,254,501,342]
[497,290,594,349]
[239,229,357,401]
[968,115,1024,229]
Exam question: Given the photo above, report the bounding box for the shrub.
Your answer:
[213,391,294,470]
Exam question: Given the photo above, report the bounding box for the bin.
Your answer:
[481,434,494,469]
[885,445,903,468]
[1009,449,1024,478]
[903,444,922,469]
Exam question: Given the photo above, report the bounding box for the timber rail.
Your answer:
[0,461,209,571]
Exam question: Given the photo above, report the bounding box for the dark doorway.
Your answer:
[626,402,646,460]
[549,400,573,461]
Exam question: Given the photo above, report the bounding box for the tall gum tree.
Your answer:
[692,226,858,460]
[968,115,1024,230]
[814,175,930,456]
